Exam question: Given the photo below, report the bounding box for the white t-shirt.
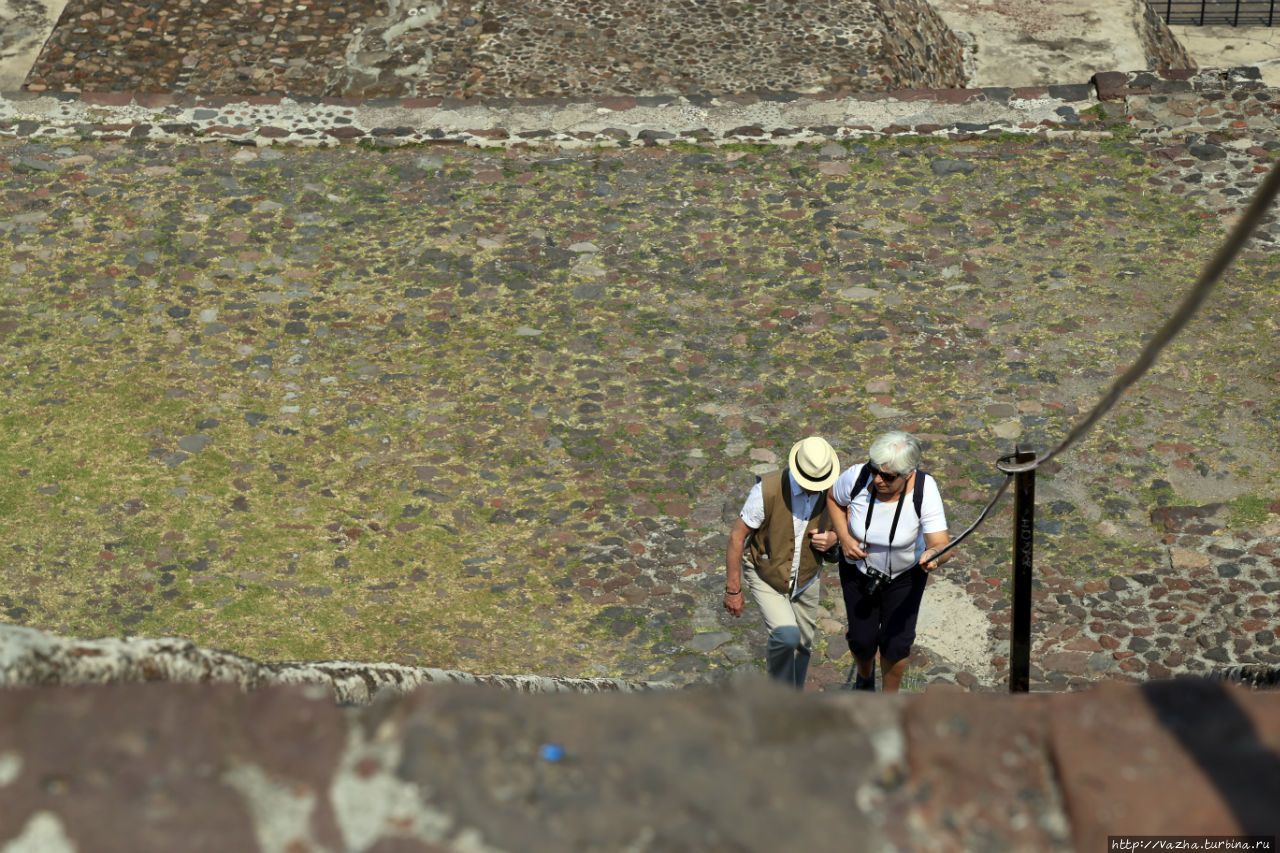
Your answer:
[830,463,948,579]
[739,474,822,598]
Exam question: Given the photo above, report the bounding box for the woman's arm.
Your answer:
[826,487,865,560]
[919,530,951,572]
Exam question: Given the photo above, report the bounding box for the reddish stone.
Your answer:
[133,92,179,108]
[1098,635,1121,650]
[596,96,637,111]
[900,692,1059,850]
[888,88,941,102]
[1041,652,1089,676]
[0,685,343,851]
[81,91,136,106]
[1050,681,1280,848]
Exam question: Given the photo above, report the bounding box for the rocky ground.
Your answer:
[2,122,1277,693]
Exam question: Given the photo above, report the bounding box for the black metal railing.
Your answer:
[1151,0,1278,25]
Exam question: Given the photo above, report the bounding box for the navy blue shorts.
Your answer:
[838,560,928,662]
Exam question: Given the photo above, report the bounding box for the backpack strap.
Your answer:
[912,470,928,518]
[852,463,871,497]
[855,465,928,518]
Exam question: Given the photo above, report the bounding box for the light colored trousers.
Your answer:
[743,564,821,689]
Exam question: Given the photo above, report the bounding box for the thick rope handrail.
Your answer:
[999,157,1280,475]
[923,474,1011,565]
[921,157,1280,565]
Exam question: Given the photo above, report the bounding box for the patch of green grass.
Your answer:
[718,142,774,155]
[1226,494,1274,528]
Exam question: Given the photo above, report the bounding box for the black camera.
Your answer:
[862,566,891,597]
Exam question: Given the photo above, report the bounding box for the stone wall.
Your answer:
[22,0,967,99]
[1138,0,1198,71]
[0,624,671,706]
[4,65,1278,151]
[873,0,967,90]
[1097,66,1280,136]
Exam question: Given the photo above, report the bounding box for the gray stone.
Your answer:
[1087,652,1116,674]
[930,159,978,176]
[177,433,212,454]
[1189,144,1227,160]
[688,631,733,652]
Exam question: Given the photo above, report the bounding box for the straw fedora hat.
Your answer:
[788,436,839,492]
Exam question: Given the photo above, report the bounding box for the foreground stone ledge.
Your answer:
[0,624,673,705]
[0,677,1275,851]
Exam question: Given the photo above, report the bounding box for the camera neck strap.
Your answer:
[863,481,907,575]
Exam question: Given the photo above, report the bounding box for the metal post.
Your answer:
[1009,446,1036,693]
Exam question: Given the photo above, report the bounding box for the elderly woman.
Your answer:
[826,430,951,692]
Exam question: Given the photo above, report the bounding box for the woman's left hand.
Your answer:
[920,549,940,572]
[809,530,838,552]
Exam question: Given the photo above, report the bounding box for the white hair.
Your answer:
[868,430,921,474]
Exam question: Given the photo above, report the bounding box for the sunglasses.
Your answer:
[867,463,903,483]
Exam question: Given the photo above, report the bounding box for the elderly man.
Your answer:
[724,436,841,689]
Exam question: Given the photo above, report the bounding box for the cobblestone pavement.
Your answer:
[3,120,1277,693]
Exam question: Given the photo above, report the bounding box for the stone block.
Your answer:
[1049,680,1280,848]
